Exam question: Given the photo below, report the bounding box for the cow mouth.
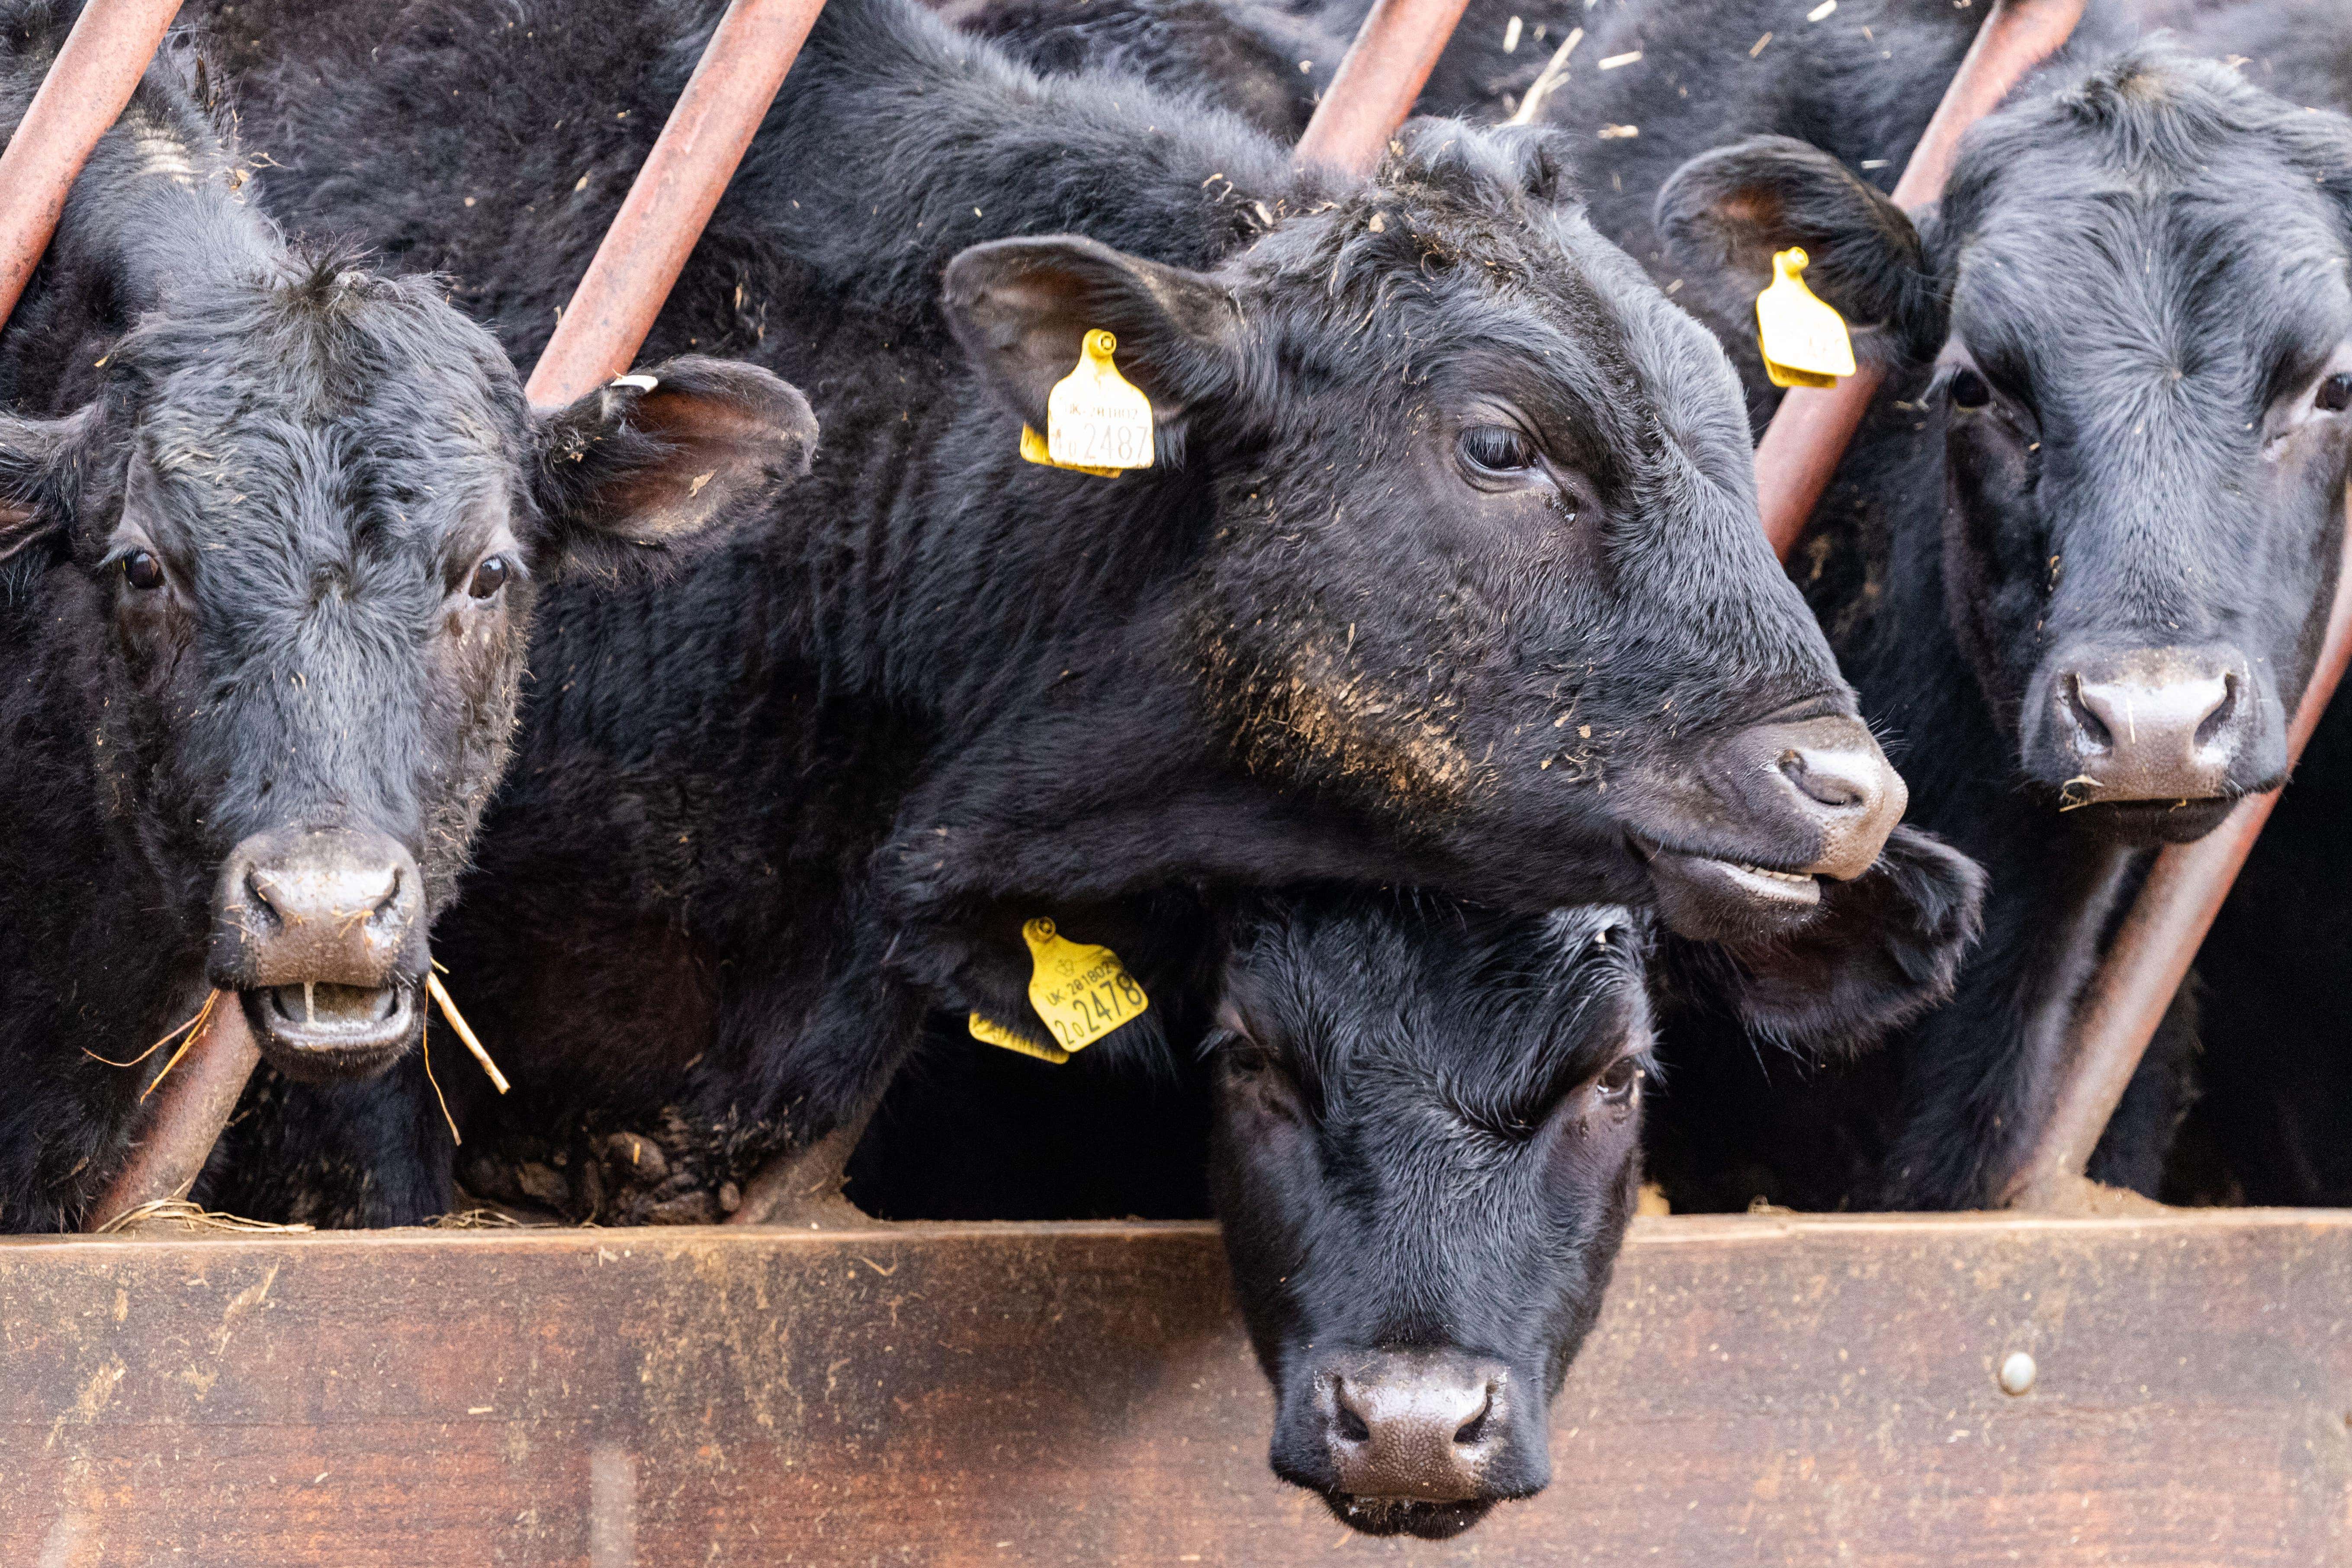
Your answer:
[243,979,418,1080]
[1638,840,1823,941]
[1318,1493,1497,1540]
[2056,794,2237,846]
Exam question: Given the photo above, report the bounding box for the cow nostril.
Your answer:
[2194,672,2239,750]
[2063,674,2114,752]
[1335,1402,1371,1444]
[1779,747,1869,810]
[243,869,283,929]
[1452,1390,1494,1446]
[368,865,405,924]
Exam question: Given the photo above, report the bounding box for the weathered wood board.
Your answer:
[4,1210,2349,1566]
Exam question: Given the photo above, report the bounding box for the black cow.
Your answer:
[184,0,1952,1224]
[1218,871,1977,1533]
[0,6,813,1231]
[1527,0,2352,1208]
[846,831,1975,1536]
[2131,0,2352,1207]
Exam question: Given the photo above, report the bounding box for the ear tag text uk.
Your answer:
[967,917,1150,1061]
[1756,247,1855,389]
[1019,329,1154,475]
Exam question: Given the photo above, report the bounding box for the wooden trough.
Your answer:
[7,1208,2349,1565]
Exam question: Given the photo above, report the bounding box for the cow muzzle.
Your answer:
[1275,1349,1548,1539]
[1635,713,1908,941]
[208,825,426,1080]
[2020,643,2283,844]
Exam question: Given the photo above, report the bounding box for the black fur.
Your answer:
[945,0,1340,138]
[0,1,811,1232]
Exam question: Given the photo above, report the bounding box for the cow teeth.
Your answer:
[1737,862,1813,884]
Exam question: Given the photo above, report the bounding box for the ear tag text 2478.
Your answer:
[1756,247,1856,390]
[1019,329,1155,476]
[967,917,1150,1064]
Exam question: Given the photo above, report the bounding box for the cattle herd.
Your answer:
[0,0,2343,1540]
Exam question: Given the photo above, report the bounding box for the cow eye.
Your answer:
[1458,424,1540,477]
[122,549,165,591]
[467,555,511,599]
[1219,1031,1278,1075]
[1948,369,1992,410]
[2318,373,2352,413]
[1596,1057,1643,1106]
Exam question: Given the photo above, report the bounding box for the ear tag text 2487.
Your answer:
[967,916,1150,1064]
[1756,247,1855,390]
[1019,329,1155,476]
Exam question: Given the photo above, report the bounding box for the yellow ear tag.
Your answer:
[1018,329,1155,476]
[968,1010,1071,1065]
[1756,247,1856,390]
[967,916,1150,1062]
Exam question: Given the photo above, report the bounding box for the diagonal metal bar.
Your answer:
[524,0,828,410]
[0,0,183,329]
[1293,0,1474,175]
[85,994,259,1231]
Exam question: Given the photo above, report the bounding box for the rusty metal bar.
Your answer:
[524,0,828,409]
[2005,508,2352,1208]
[0,0,183,331]
[1292,0,1474,175]
[84,996,260,1231]
[1754,0,2085,556]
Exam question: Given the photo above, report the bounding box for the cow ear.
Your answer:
[941,235,1241,461]
[1669,826,1985,1057]
[1655,135,1944,363]
[530,355,817,569]
[0,405,95,567]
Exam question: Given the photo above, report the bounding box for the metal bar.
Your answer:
[1754,0,2085,557]
[83,997,260,1231]
[2005,504,2352,1208]
[726,1094,881,1227]
[1292,0,1474,175]
[0,0,183,332]
[523,0,828,409]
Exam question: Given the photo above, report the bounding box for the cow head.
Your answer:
[1657,48,2352,845]
[0,261,813,1081]
[943,120,1909,940]
[1207,826,1981,1537]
